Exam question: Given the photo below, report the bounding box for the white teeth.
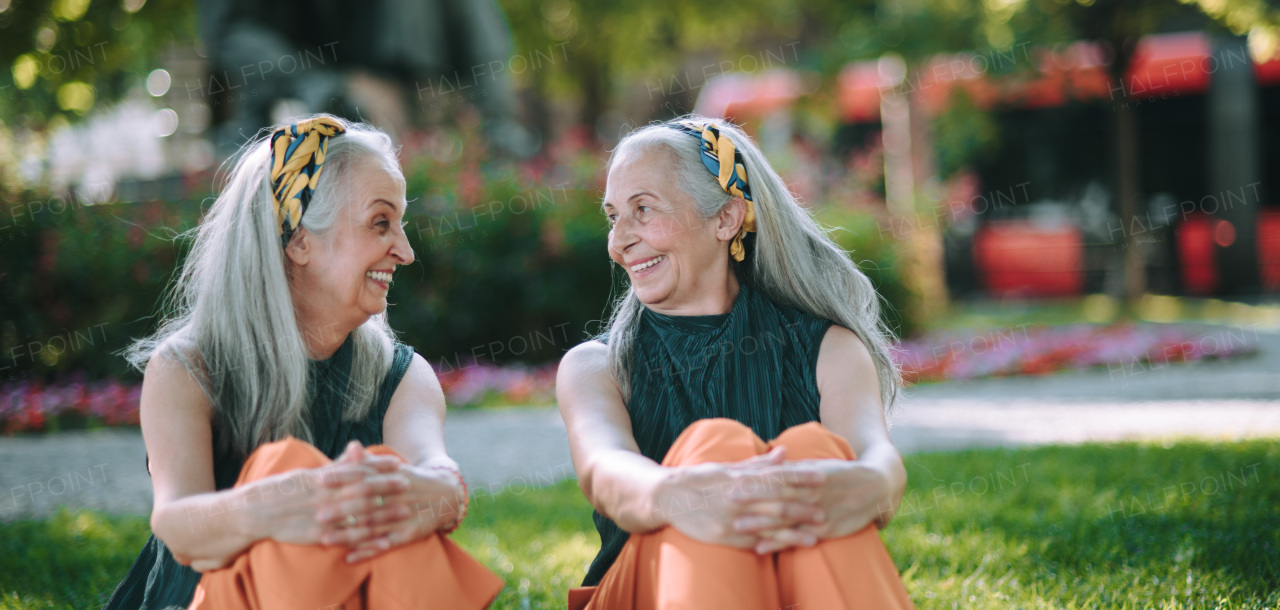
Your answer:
[366,271,392,284]
[630,255,665,273]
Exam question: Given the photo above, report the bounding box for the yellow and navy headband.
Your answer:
[269,116,345,249]
[669,120,756,261]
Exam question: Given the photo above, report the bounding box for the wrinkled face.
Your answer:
[289,156,414,332]
[603,148,732,311]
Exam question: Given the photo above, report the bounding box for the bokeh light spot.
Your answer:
[12,54,39,89]
[35,25,59,52]
[52,0,91,21]
[146,68,171,96]
[153,108,179,137]
[56,81,95,114]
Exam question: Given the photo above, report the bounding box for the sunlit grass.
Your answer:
[2,441,1276,609]
[450,480,597,608]
[884,440,1279,608]
[0,509,151,609]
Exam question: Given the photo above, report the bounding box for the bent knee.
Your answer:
[771,423,856,461]
[241,437,330,478]
[662,419,767,466]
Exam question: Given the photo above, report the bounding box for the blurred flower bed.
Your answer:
[0,377,141,434]
[896,322,1260,384]
[434,360,558,408]
[3,322,1260,434]
[0,360,559,434]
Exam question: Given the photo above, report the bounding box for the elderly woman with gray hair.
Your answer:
[558,117,914,609]
[105,115,501,609]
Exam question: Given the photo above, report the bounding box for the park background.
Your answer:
[1,0,1279,608]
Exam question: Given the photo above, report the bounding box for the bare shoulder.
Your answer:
[557,340,621,402]
[392,352,444,400]
[141,341,213,418]
[817,324,877,374]
[559,340,610,379]
[383,351,449,465]
[815,324,884,424]
[384,351,446,428]
[556,340,624,416]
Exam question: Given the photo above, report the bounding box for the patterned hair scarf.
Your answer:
[269,116,346,249]
[670,120,756,262]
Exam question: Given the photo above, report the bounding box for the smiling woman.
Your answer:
[103,114,501,609]
[560,117,913,609]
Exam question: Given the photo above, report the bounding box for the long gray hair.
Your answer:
[126,115,400,461]
[602,116,901,414]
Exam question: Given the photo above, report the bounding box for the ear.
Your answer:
[283,228,312,266]
[714,198,747,242]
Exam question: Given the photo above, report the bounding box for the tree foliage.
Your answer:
[0,0,197,126]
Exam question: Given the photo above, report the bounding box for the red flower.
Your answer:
[23,384,46,432]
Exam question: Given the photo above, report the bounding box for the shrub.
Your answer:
[0,125,913,391]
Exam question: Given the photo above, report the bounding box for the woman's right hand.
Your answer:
[652,446,827,550]
[243,441,411,547]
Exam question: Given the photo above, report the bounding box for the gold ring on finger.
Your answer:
[374,495,384,508]
[345,514,357,527]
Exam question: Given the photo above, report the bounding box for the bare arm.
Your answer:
[556,341,824,548]
[814,325,907,527]
[381,354,457,472]
[379,353,466,527]
[142,352,267,568]
[341,354,472,563]
[729,324,907,552]
[557,341,670,533]
[145,352,407,570]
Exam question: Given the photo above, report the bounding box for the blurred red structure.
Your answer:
[699,31,1279,298]
[1260,211,1280,292]
[1177,215,1219,295]
[973,221,1084,297]
[1175,214,1278,295]
[695,70,804,120]
[836,32,1222,121]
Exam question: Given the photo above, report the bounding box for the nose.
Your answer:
[608,216,638,260]
[391,225,415,265]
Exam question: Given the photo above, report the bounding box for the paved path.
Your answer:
[0,410,581,522]
[3,329,1277,521]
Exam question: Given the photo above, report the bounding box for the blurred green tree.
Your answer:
[0,0,196,125]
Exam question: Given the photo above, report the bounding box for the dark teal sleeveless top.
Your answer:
[104,335,416,610]
[583,282,834,586]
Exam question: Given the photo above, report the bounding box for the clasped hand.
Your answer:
[246,441,465,565]
[654,447,890,555]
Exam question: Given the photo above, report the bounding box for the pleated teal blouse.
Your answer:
[583,281,834,586]
[104,335,415,610]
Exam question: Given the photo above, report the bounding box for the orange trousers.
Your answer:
[568,418,914,610]
[188,438,503,610]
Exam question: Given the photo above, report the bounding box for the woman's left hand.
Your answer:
[731,459,892,554]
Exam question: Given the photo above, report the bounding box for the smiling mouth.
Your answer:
[366,270,393,288]
[630,255,665,273]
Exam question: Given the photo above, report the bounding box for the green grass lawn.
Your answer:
[3,440,1276,609]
